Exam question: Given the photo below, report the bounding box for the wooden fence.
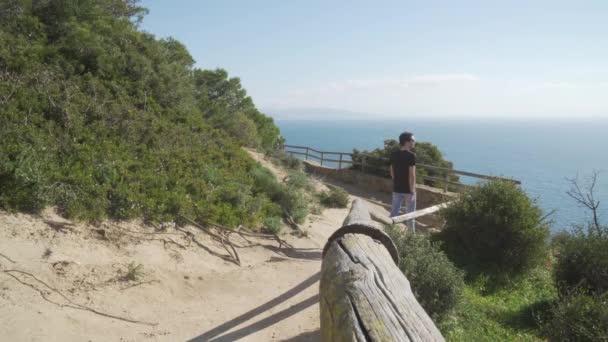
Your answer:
[320,199,445,341]
[282,144,520,192]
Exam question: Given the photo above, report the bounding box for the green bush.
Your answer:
[541,292,608,341]
[386,226,465,322]
[251,164,283,199]
[318,187,349,208]
[0,1,284,227]
[438,180,549,282]
[251,164,311,224]
[263,216,282,235]
[285,171,311,190]
[279,188,308,224]
[553,224,608,296]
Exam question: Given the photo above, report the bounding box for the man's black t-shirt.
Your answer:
[390,150,416,193]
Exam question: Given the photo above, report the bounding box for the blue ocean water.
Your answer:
[277,119,608,232]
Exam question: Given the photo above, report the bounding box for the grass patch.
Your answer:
[440,265,557,341]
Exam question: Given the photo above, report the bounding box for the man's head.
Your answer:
[399,132,415,150]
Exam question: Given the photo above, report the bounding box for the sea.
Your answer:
[276,118,608,233]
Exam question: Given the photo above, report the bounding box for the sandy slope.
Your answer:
[0,151,393,342]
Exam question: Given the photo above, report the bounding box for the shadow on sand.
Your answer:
[189,272,320,342]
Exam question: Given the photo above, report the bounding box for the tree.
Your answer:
[566,170,602,232]
[351,139,460,188]
[193,68,280,150]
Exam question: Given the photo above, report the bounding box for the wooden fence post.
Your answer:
[320,152,324,166]
[305,147,309,160]
[444,172,449,192]
[361,156,366,173]
[320,199,445,342]
[338,153,343,170]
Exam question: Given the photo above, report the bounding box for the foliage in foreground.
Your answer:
[553,224,608,296]
[540,291,608,342]
[543,222,608,341]
[0,0,283,226]
[438,180,549,283]
[386,226,464,322]
[440,266,556,341]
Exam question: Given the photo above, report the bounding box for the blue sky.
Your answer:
[141,0,608,119]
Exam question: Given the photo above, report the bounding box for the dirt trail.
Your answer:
[0,150,394,341]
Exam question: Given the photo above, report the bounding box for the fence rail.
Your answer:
[282,144,520,191]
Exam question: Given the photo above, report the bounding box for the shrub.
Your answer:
[279,188,308,224]
[122,262,144,281]
[263,216,282,235]
[386,226,465,322]
[285,171,311,190]
[541,292,608,341]
[553,224,608,296]
[438,180,549,282]
[251,164,311,224]
[251,164,282,199]
[318,187,349,208]
[270,150,303,171]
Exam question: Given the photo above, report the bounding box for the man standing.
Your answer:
[390,132,417,231]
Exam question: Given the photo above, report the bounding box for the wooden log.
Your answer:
[320,199,445,342]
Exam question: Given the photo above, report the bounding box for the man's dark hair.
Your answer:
[399,132,414,146]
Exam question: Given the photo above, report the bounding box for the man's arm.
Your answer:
[409,165,416,194]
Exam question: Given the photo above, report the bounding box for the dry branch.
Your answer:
[209,220,293,249]
[566,171,602,230]
[178,215,294,266]
[108,223,190,250]
[175,227,240,265]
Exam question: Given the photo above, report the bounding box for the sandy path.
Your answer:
[0,150,386,341]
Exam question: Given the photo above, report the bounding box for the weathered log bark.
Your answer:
[320,199,445,342]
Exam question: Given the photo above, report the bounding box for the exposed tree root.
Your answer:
[178,215,295,267]
[0,252,15,263]
[175,227,240,265]
[1,268,157,326]
[178,215,242,265]
[120,280,159,291]
[284,211,306,237]
[207,220,293,249]
[107,223,191,250]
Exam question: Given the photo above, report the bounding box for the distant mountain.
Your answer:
[263,107,379,120]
